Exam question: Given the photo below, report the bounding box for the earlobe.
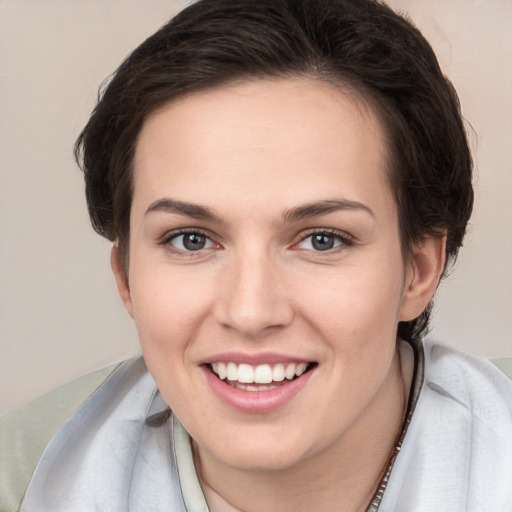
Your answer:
[399,236,446,322]
[111,243,134,318]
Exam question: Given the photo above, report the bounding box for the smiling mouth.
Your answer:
[209,362,316,392]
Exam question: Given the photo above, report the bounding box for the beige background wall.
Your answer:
[1,0,511,416]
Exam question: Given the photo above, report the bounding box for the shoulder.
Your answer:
[381,341,512,510]
[16,358,182,511]
[0,363,120,512]
[422,340,512,505]
[421,339,512,444]
[423,339,512,421]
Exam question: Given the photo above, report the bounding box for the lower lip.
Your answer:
[202,366,314,414]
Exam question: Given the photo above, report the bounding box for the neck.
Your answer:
[196,341,413,512]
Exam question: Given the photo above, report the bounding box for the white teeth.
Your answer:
[231,382,278,391]
[217,362,227,380]
[272,364,285,382]
[237,364,254,383]
[295,362,308,377]
[226,362,237,381]
[254,364,273,383]
[210,361,311,385]
[284,363,296,380]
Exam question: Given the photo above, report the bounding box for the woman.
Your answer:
[3,0,512,510]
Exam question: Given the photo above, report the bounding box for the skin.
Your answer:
[112,79,445,512]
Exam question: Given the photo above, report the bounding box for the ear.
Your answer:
[111,242,134,318]
[399,236,446,322]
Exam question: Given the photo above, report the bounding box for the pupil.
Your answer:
[312,234,334,251]
[183,233,206,250]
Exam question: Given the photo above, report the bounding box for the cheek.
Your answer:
[298,263,405,338]
[294,261,405,394]
[127,267,215,411]
[128,263,214,356]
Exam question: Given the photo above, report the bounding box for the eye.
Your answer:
[167,231,217,252]
[296,231,351,252]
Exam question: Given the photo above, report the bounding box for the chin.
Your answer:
[194,424,323,474]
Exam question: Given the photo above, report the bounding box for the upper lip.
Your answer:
[199,352,314,365]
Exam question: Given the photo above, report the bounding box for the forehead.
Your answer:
[132,78,393,219]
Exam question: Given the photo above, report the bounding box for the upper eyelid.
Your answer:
[297,228,353,241]
[160,227,214,243]
[292,229,355,253]
[157,227,354,249]
[159,229,221,256]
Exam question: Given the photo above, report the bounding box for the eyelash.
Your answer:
[160,227,354,255]
[295,229,354,252]
[160,228,219,255]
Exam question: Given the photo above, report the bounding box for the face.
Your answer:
[115,79,436,476]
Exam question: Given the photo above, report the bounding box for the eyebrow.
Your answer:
[144,197,374,223]
[145,198,223,222]
[282,199,375,222]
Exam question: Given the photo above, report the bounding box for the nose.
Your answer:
[213,247,294,337]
